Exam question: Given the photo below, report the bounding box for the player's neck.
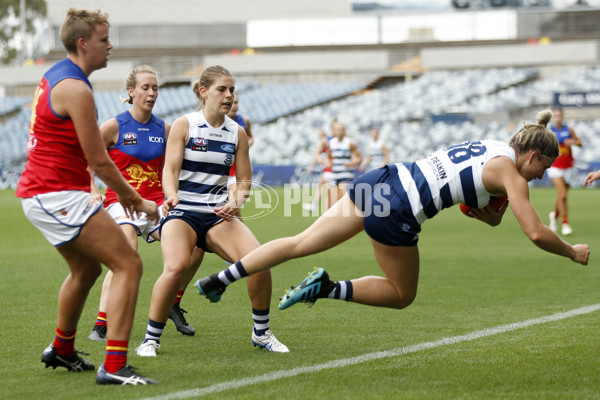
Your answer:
[202,109,225,128]
[129,107,152,124]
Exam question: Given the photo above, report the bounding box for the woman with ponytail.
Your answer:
[195,109,590,316]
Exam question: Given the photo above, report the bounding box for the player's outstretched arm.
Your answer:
[482,156,589,265]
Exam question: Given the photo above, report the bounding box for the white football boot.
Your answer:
[251,330,289,353]
[135,340,160,357]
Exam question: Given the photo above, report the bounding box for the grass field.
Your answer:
[1,187,600,399]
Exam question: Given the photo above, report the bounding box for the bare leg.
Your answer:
[350,238,419,309]
[551,177,569,219]
[59,209,143,341]
[237,193,418,310]
[207,220,272,310]
[54,247,103,333]
[239,193,364,275]
[97,224,139,313]
[148,219,197,323]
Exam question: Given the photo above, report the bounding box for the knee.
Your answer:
[118,254,143,281]
[557,192,568,201]
[390,290,416,310]
[90,263,103,280]
[84,263,103,283]
[70,262,103,289]
[162,262,189,286]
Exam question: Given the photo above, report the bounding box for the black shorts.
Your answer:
[347,165,420,246]
[160,209,223,251]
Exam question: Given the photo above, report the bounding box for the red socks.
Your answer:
[52,327,76,356]
[95,311,107,327]
[105,340,128,373]
[175,290,184,305]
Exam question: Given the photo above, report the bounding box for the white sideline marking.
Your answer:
[140,303,600,400]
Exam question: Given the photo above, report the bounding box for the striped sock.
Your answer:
[104,340,128,373]
[217,260,249,286]
[143,319,166,344]
[174,290,184,305]
[95,311,107,328]
[327,280,353,301]
[53,327,76,356]
[252,308,270,336]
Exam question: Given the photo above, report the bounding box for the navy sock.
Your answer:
[327,280,353,301]
[252,308,270,336]
[143,318,166,344]
[217,260,249,286]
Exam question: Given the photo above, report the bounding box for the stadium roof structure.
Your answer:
[46,0,352,26]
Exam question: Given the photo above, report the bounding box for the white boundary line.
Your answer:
[140,303,600,399]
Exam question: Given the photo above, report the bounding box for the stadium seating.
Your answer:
[0,96,30,117]
[2,65,600,182]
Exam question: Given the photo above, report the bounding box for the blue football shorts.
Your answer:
[347,165,420,247]
[160,208,223,251]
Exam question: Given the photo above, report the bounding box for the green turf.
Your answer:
[1,187,599,399]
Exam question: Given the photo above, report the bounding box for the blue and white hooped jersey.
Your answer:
[175,111,238,213]
[368,138,386,166]
[393,140,515,224]
[330,136,355,180]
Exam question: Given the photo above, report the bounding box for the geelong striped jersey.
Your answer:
[368,138,386,167]
[175,111,238,213]
[393,140,515,225]
[329,136,355,181]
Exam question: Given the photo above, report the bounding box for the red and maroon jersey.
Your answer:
[17,58,93,198]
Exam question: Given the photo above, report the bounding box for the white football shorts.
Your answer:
[105,202,165,243]
[21,190,103,247]
[547,166,576,186]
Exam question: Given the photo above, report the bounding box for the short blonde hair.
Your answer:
[60,8,110,54]
[509,109,558,159]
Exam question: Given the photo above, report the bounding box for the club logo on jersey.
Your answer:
[221,144,235,153]
[191,137,208,151]
[224,154,234,166]
[126,163,161,189]
[124,132,138,145]
[26,136,37,151]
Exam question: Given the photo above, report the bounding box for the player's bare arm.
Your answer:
[161,116,187,214]
[56,78,157,222]
[487,156,588,264]
[215,126,251,220]
[99,118,120,148]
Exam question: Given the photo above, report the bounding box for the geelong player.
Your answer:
[136,65,288,357]
[87,65,202,343]
[360,127,390,173]
[327,121,362,208]
[195,109,589,314]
